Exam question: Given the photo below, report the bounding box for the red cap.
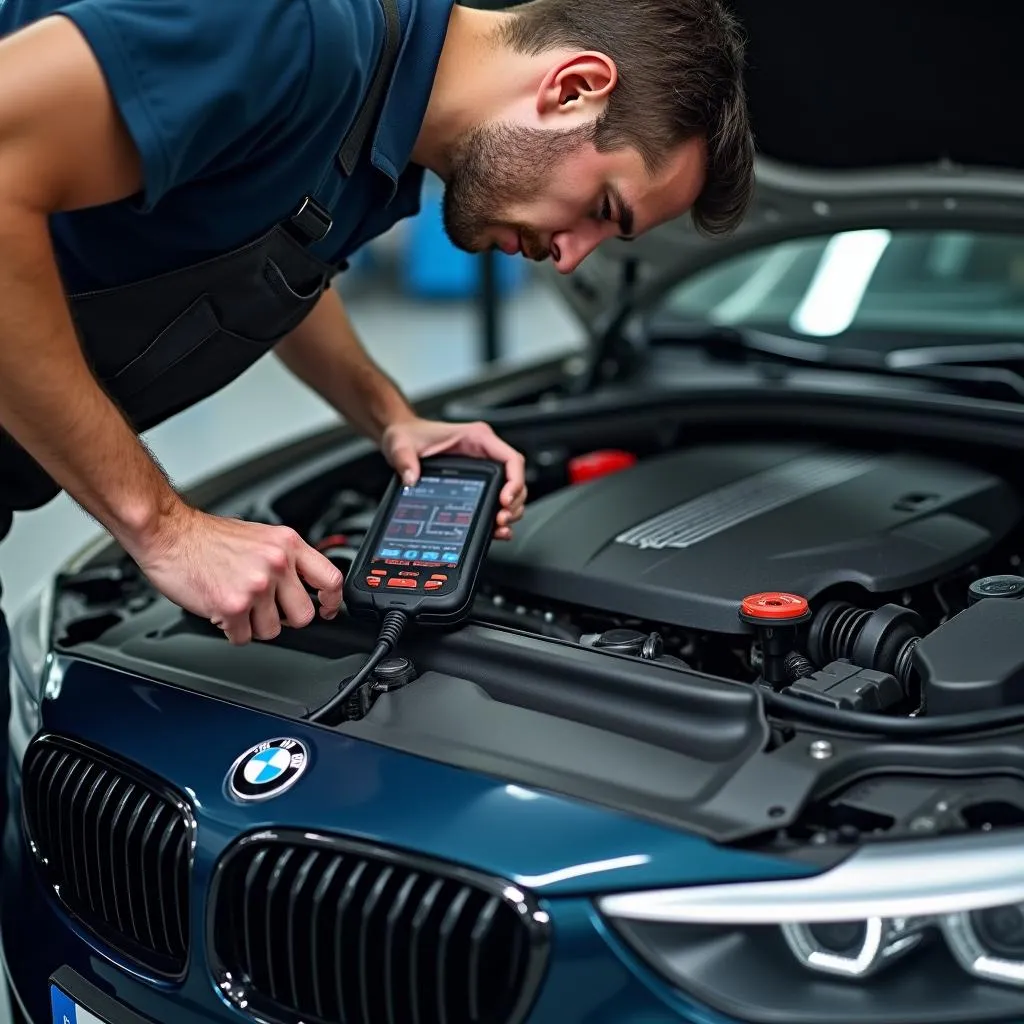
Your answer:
[740,592,810,621]
[568,449,637,485]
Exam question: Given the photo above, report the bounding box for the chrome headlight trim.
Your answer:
[780,917,927,977]
[943,910,1024,985]
[598,829,1024,924]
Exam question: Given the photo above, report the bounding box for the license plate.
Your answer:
[48,969,155,1024]
[50,983,113,1024]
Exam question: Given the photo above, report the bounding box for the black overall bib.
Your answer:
[0,0,401,522]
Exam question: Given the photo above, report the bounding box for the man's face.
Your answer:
[441,121,707,274]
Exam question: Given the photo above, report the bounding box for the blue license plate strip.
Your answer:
[51,983,111,1024]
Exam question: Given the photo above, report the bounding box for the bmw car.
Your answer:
[6,3,1024,1023]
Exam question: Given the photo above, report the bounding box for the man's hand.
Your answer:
[381,417,527,539]
[130,505,344,645]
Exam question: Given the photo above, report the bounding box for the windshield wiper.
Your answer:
[644,323,1024,403]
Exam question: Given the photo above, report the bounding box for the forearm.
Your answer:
[0,207,181,552]
[274,287,416,443]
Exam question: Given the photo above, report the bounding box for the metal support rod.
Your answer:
[479,249,501,365]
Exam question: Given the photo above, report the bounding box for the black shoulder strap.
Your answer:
[288,0,403,245]
[337,0,403,176]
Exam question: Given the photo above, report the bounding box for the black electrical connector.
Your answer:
[783,659,905,713]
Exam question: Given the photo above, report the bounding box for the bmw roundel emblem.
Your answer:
[227,738,309,801]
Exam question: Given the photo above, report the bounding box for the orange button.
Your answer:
[387,578,418,589]
[430,574,448,581]
[371,569,386,576]
[424,580,443,591]
[365,576,381,587]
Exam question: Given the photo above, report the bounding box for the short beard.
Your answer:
[440,120,594,258]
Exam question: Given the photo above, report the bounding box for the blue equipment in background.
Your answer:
[402,176,526,299]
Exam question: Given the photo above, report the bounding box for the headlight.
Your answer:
[9,578,55,699]
[780,915,926,977]
[598,829,1024,1024]
[7,579,56,768]
[945,906,1024,986]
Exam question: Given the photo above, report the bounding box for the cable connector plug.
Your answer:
[307,610,408,723]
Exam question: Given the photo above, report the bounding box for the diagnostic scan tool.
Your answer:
[308,456,503,723]
[344,455,503,625]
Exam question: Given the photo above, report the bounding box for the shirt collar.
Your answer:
[370,0,455,200]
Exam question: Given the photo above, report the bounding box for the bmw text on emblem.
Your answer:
[228,738,309,801]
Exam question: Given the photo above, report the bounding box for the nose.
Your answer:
[550,222,614,274]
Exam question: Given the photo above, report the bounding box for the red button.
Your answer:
[365,576,381,587]
[399,571,419,578]
[424,580,443,591]
[387,578,418,589]
[430,574,448,581]
[371,569,386,577]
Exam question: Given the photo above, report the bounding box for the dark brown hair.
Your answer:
[497,0,754,235]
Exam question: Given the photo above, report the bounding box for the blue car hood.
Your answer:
[37,657,813,896]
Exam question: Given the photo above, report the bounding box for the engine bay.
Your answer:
[300,437,1024,721]
[39,406,1024,846]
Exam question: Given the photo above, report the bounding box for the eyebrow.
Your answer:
[609,184,636,240]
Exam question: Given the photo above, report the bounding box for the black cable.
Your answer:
[763,688,1024,739]
[307,610,408,723]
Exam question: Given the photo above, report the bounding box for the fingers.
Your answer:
[386,435,421,487]
[206,531,338,645]
[496,448,527,535]
[468,425,525,502]
[216,606,253,646]
[275,572,316,629]
[250,594,282,642]
[295,537,344,592]
[294,540,344,619]
[454,422,527,536]
[318,584,342,620]
[499,451,527,509]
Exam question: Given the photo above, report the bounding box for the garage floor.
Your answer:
[0,257,576,1024]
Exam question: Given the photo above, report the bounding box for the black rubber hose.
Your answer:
[763,688,1024,738]
[784,651,815,681]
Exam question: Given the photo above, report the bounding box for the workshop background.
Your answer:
[0,196,582,619]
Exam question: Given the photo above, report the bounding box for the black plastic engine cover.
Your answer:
[485,442,1022,633]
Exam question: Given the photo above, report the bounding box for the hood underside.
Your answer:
[555,0,1024,323]
[742,0,1022,176]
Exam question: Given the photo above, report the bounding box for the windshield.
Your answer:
[657,229,1024,344]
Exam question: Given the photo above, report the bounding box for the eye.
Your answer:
[600,195,613,221]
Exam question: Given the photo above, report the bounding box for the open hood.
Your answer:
[552,0,1024,331]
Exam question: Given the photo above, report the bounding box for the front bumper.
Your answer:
[1,656,797,1024]
[1,778,741,1024]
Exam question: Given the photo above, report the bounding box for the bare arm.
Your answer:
[0,16,343,644]
[274,286,417,444]
[0,15,180,557]
[275,283,529,538]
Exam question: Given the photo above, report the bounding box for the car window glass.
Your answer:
[657,230,1024,341]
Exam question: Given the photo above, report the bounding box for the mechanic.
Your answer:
[0,0,751,657]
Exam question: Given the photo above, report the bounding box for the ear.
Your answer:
[536,52,617,120]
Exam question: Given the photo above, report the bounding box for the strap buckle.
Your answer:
[290,196,332,243]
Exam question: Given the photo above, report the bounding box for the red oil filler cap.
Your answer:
[739,592,812,688]
[568,449,637,485]
[739,592,811,624]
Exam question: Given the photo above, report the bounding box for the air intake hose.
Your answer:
[809,601,924,688]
